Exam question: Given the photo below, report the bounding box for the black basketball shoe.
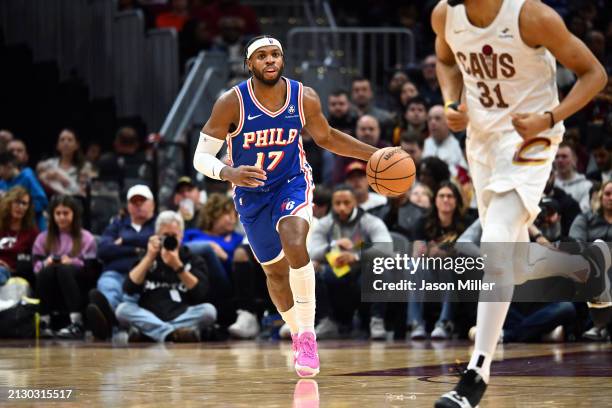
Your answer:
[434,369,487,408]
[583,240,612,303]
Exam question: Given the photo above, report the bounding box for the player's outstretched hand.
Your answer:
[445,103,468,132]
[222,165,267,187]
[511,112,550,140]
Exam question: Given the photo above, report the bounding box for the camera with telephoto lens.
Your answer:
[161,235,178,251]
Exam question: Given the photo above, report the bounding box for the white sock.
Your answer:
[289,261,316,335]
[468,301,511,383]
[70,312,82,325]
[279,305,298,335]
[471,190,523,383]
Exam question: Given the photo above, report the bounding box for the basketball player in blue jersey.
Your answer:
[193,36,378,377]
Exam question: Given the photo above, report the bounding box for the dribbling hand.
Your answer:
[221,165,267,187]
[445,102,469,132]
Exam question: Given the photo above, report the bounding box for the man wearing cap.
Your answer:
[344,161,387,214]
[87,184,156,340]
[193,35,381,377]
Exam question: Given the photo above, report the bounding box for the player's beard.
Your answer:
[252,63,284,86]
[447,0,464,5]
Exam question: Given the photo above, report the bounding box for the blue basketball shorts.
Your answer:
[233,173,314,265]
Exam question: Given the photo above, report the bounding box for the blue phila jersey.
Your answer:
[226,76,312,193]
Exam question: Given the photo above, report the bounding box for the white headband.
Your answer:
[246,37,283,59]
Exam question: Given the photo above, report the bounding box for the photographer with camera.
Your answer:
[115,211,217,342]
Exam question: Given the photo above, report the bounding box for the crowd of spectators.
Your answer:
[0,0,610,344]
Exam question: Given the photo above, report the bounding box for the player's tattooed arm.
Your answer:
[301,86,377,161]
[512,0,607,138]
[431,2,468,132]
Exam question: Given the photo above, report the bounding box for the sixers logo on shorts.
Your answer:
[281,198,296,211]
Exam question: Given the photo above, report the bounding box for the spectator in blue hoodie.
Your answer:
[86,184,156,340]
[0,151,48,230]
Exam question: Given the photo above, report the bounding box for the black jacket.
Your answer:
[123,247,209,321]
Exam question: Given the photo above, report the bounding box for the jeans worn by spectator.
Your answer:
[503,302,576,342]
[97,270,126,310]
[115,295,217,342]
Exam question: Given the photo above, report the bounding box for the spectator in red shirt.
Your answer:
[0,186,39,285]
[156,0,191,31]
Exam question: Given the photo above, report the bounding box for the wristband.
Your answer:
[444,100,459,111]
[544,111,555,129]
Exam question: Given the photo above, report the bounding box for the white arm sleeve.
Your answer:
[193,132,228,180]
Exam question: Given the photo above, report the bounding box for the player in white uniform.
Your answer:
[432,0,608,407]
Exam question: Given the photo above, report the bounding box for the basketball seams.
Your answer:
[366,148,415,196]
[377,155,411,173]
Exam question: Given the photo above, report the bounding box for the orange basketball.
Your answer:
[366,147,416,197]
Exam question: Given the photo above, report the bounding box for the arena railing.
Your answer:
[156,51,229,209]
[286,27,415,106]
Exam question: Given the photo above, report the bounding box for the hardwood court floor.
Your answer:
[0,339,611,407]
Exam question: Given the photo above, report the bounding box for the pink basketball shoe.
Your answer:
[291,333,299,364]
[295,332,320,377]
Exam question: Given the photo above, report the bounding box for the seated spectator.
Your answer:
[327,89,358,136]
[172,176,205,229]
[308,184,392,339]
[184,193,243,275]
[418,55,443,107]
[381,182,432,239]
[399,81,419,110]
[33,195,97,339]
[37,129,94,197]
[0,187,39,286]
[542,169,581,236]
[587,137,611,183]
[393,96,429,146]
[555,143,593,212]
[400,132,424,169]
[115,211,216,342]
[155,0,191,31]
[83,141,102,178]
[422,105,467,177]
[0,152,48,230]
[7,139,29,168]
[409,181,468,340]
[97,127,150,189]
[418,156,451,194]
[569,179,612,248]
[333,115,389,183]
[343,161,387,214]
[86,185,156,340]
[351,77,395,141]
[382,70,409,115]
